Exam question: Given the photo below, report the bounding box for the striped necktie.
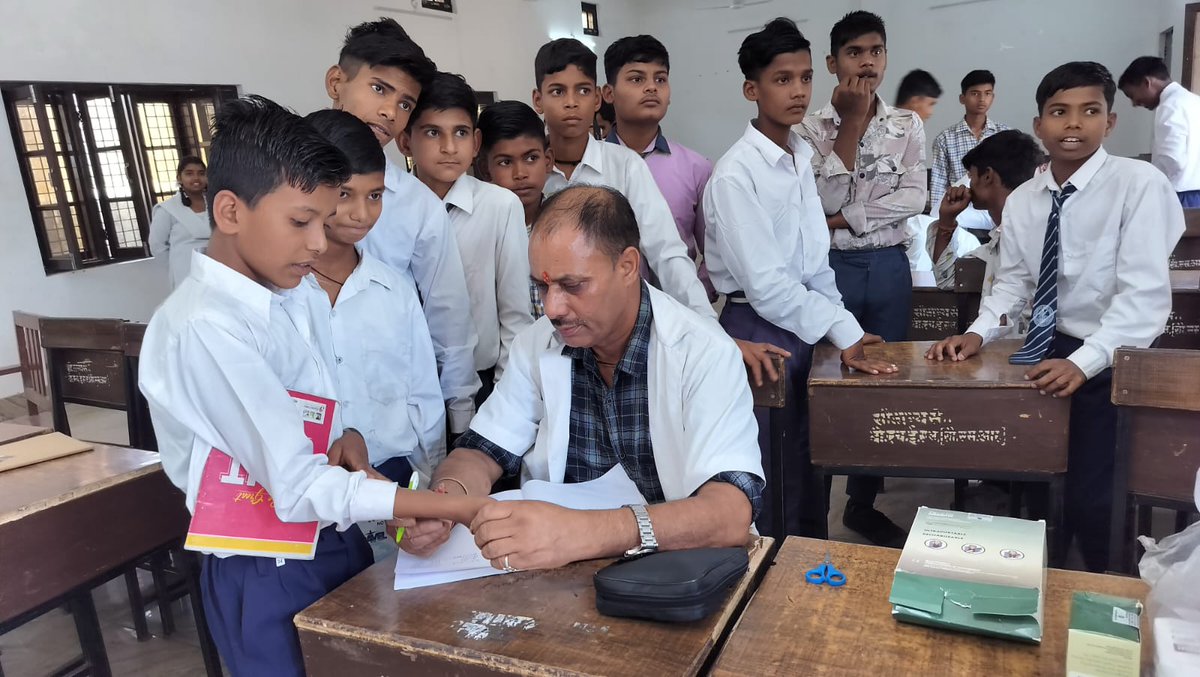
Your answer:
[1009,183,1077,365]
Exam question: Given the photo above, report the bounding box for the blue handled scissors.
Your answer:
[805,552,846,587]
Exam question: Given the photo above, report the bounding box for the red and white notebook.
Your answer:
[184,390,337,559]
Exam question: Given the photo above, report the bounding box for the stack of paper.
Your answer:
[394,465,646,590]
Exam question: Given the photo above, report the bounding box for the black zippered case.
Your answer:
[592,547,749,622]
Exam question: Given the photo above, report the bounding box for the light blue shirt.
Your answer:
[363,159,480,433]
[298,251,446,473]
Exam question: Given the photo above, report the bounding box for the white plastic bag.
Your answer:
[1139,520,1200,624]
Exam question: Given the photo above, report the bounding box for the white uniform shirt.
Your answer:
[703,121,863,349]
[297,250,446,473]
[148,194,210,289]
[443,174,535,378]
[363,159,480,433]
[138,252,397,541]
[543,135,715,320]
[1153,82,1200,192]
[966,148,1185,378]
[468,286,763,501]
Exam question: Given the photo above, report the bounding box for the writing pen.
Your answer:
[395,470,420,544]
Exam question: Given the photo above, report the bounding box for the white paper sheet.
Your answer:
[393,465,646,590]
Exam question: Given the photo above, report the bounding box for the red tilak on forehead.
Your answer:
[542,271,550,284]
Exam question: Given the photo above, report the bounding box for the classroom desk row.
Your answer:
[295,536,1149,677]
[0,424,192,677]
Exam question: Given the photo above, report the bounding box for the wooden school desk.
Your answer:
[1160,269,1200,349]
[296,537,774,676]
[0,439,191,677]
[710,537,1151,677]
[807,340,1070,563]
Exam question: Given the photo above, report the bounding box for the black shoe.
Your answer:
[843,501,908,548]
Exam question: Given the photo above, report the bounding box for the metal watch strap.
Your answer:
[624,503,658,557]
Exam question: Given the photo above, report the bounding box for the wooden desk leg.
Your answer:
[952,479,966,511]
[150,551,176,636]
[1047,475,1067,569]
[768,407,787,540]
[122,569,151,641]
[68,591,111,677]
[815,467,830,541]
[1109,410,1134,574]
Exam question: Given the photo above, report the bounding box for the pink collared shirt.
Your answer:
[608,129,716,301]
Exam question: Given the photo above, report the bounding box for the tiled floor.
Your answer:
[0,404,1161,675]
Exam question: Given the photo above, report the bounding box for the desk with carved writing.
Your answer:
[296,537,774,676]
[0,440,191,676]
[807,340,1070,564]
[1160,270,1200,349]
[710,537,1150,677]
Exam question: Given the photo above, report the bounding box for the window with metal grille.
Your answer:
[2,83,236,274]
[581,3,599,36]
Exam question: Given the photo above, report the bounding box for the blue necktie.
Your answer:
[1009,183,1077,365]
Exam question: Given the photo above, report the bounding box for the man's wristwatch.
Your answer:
[623,504,659,558]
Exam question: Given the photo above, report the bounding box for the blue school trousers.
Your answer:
[828,245,912,505]
[720,300,824,538]
[200,524,372,676]
[1047,332,1116,573]
[1178,190,1200,208]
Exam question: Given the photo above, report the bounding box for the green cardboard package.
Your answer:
[889,507,1046,643]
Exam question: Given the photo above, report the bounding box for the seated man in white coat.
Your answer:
[397,185,765,569]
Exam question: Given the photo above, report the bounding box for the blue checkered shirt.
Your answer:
[930,118,1011,211]
[458,284,763,518]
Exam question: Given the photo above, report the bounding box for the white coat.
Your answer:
[469,285,764,502]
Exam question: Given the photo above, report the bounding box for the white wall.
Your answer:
[631,0,1162,162]
[0,0,635,396]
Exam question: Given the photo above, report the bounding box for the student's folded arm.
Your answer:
[966,202,1032,343]
[845,125,928,235]
[652,335,765,548]
[147,204,172,257]
[1069,179,1186,379]
[624,159,715,319]
[175,319,397,526]
[1153,104,1188,184]
[705,174,862,348]
[493,196,535,380]
[409,206,482,433]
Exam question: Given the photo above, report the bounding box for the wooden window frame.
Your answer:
[2,82,236,274]
[582,2,599,37]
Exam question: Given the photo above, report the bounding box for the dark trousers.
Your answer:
[374,454,414,484]
[828,245,912,505]
[476,367,496,408]
[200,525,372,676]
[720,301,824,538]
[1047,332,1117,573]
[1179,190,1200,208]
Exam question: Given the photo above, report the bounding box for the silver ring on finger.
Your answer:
[503,555,516,572]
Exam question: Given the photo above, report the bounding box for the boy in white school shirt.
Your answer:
[532,37,713,319]
[137,96,487,676]
[300,109,445,488]
[324,18,481,436]
[1119,56,1200,208]
[704,18,896,539]
[928,62,1185,572]
[400,72,535,402]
